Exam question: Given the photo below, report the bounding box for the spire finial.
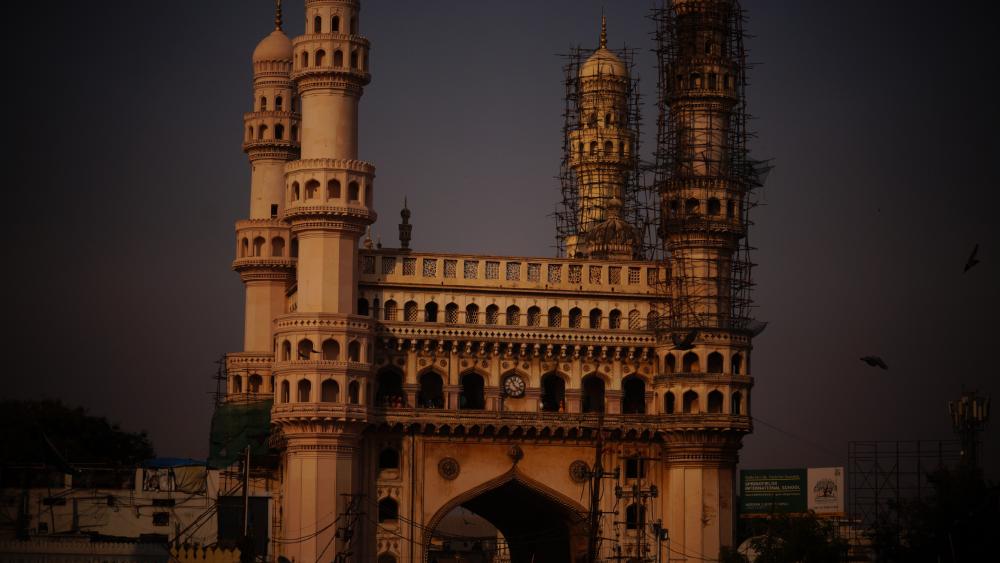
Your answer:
[274,0,283,31]
[599,13,607,49]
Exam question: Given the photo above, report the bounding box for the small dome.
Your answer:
[580,47,626,78]
[253,30,293,63]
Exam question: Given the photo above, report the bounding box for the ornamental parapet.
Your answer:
[274,312,374,332]
[272,359,371,376]
[375,323,656,351]
[232,257,296,272]
[285,158,374,175]
[283,204,376,225]
[243,138,299,153]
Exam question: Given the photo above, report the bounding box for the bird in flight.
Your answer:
[671,329,698,350]
[860,356,888,370]
[964,243,980,273]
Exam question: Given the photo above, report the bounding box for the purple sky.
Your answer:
[9,1,998,478]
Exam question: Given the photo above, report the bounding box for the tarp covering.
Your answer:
[207,401,273,468]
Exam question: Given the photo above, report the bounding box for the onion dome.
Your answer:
[580,16,627,78]
[253,29,293,63]
[588,197,638,259]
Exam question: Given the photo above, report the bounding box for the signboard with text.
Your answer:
[740,467,844,517]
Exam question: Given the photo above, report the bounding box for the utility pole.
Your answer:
[333,494,365,563]
[586,418,619,563]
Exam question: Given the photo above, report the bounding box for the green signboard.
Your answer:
[740,468,808,516]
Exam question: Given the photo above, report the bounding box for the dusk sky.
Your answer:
[9,1,998,477]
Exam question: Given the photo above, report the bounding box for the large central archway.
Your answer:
[425,471,588,563]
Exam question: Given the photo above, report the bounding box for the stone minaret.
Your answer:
[230,1,299,399]
[656,0,754,556]
[272,0,376,560]
[566,17,637,259]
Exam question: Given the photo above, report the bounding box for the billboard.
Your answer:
[740,467,844,517]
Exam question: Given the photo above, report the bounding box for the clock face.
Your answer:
[503,375,526,398]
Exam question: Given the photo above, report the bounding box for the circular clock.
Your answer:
[503,374,526,398]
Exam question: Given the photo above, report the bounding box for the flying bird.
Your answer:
[860,356,888,370]
[964,243,980,273]
[671,329,698,350]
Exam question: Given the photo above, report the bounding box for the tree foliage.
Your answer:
[0,399,154,467]
[721,512,847,563]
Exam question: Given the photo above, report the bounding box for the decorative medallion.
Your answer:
[603,365,611,373]
[438,359,447,367]
[583,364,592,372]
[419,358,428,367]
[438,457,460,480]
[480,360,489,368]
[569,460,590,483]
[502,361,511,369]
[542,363,553,371]
[461,360,470,368]
[642,366,650,374]
[562,363,571,371]
[507,445,524,462]
[522,362,530,370]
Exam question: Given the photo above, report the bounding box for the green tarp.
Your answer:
[208,401,273,468]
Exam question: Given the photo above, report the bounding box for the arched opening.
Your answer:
[465,303,479,324]
[281,340,291,361]
[379,448,399,471]
[291,125,298,140]
[609,309,621,329]
[581,375,605,413]
[321,339,340,360]
[347,340,361,362]
[445,302,459,323]
[424,301,438,322]
[297,379,311,402]
[647,310,659,330]
[334,49,344,67]
[506,305,520,326]
[460,372,485,410]
[731,353,743,375]
[707,390,724,413]
[348,181,360,201]
[707,352,724,374]
[425,476,588,563]
[708,197,721,215]
[321,379,339,402]
[270,237,285,257]
[259,96,267,111]
[589,141,597,155]
[252,236,265,257]
[384,299,397,321]
[732,391,743,415]
[547,307,562,327]
[682,351,700,373]
[290,237,298,257]
[685,198,700,214]
[305,179,320,199]
[376,368,404,408]
[485,304,499,325]
[378,497,398,524]
[527,306,541,327]
[588,308,602,329]
[328,179,341,199]
[275,96,283,111]
[297,339,314,360]
[682,390,699,414]
[628,309,641,329]
[664,391,676,414]
[625,504,645,530]
[313,15,322,33]
[231,375,242,394]
[621,376,646,414]
[357,298,369,316]
[568,308,582,328]
[280,380,290,403]
[300,51,308,68]
[314,49,326,66]
[665,354,676,374]
[404,301,419,322]
[348,380,360,404]
[418,372,444,409]
[350,51,359,69]
[377,554,396,563]
[291,181,300,201]
[248,374,262,394]
[604,140,613,154]
[332,16,340,32]
[240,238,249,258]
[274,124,284,140]
[540,373,565,412]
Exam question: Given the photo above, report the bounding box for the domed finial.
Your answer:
[599,14,607,49]
[274,0,283,31]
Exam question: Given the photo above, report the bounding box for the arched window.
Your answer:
[246,126,253,141]
[280,380,290,402]
[548,307,562,327]
[328,179,341,199]
[625,504,645,530]
[465,303,479,324]
[231,374,242,394]
[664,391,676,414]
[379,448,399,470]
[305,179,320,199]
[291,125,298,141]
[604,140,613,154]
[665,354,676,374]
[581,375,605,413]
[418,372,444,409]
[348,181,360,202]
[460,372,485,410]
[281,340,291,361]
[274,124,284,140]
[321,339,340,361]
[609,309,621,329]
[334,50,344,67]
[300,51,309,68]
[540,373,565,412]
[707,390,724,413]
[290,237,298,257]
[350,51,359,69]
[258,124,268,140]
[259,96,267,111]
[313,15,322,33]
[527,306,541,327]
[315,49,326,66]
[621,376,646,414]
[348,380,360,404]
[682,390,699,413]
[690,72,701,89]
[332,16,340,32]
[669,199,680,216]
[404,301,418,322]
[569,307,582,328]
[424,301,437,323]
[357,298,369,316]
[589,308,602,329]
[271,237,285,257]
[297,339,314,360]
[297,379,312,402]
[708,198,721,215]
[683,351,700,373]
[506,305,520,326]
[291,96,297,112]
[376,368,404,407]
[384,300,397,321]
[240,237,249,257]
[731,391,743,415]
[248,374,262,394]
[350,17,357,34]
[707,352,724,373]
[445,303,459,323]
[275,96,283,111]
[604,112,612,125]
[485,305,499,325]
[685,198,700,214]
[589,141,597,155]
[628,309,641,329]
[377,497,398,523]
[347,340,361,362]
[731,353,743,375]
[647,310,659,331]
[252,236,265,257]
[321,379,339,402]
